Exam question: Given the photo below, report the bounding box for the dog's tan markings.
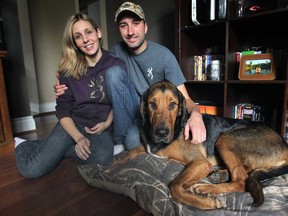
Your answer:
[147,89,180,143]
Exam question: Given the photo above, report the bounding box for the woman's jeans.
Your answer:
[105,66,143,150]
[15,123,114,178]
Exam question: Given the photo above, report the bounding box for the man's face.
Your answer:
[117,16,148,55]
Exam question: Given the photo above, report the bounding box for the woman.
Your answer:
[15,13,134,178]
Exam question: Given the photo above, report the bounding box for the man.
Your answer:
[55,2,206,150]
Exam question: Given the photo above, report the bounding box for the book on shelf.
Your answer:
[192,54,224,81]
[235,47,270,63]
[233,103,265,122]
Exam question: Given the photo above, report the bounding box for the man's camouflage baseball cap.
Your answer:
[114,2,145,22]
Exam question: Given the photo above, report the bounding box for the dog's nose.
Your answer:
[155,127,169,138]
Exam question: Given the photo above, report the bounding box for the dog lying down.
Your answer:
[113,80,288,210]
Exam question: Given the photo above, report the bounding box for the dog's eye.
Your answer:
[169,102,177,110]
[149,102,157,109]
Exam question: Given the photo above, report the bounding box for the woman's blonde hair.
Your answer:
[57,13,102,79]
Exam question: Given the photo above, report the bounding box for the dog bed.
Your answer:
[78,152,288,216]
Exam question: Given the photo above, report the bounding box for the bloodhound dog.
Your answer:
[115,80,288,210]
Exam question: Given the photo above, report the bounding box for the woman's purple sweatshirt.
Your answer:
[56,49,126,130]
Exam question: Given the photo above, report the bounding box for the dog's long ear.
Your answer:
[140,91,148,127]
[178,90,188,128]
[174,90,188,138]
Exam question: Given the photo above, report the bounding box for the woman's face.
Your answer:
[72,20,102,58]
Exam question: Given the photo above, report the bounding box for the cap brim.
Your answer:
[114,10,145,22]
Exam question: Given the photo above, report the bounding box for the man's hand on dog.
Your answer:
[54,72,67,98]
[184,110,206,144]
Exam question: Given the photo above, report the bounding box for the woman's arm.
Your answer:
[60,117,91,161]
[85,110,113,134]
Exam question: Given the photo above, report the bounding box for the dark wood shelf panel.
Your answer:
[0,51,13,146]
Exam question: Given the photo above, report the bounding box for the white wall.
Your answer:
[17,0,39,114]
[28,0,76,113]
[10,0,76,133]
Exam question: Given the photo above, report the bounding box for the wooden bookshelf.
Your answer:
[175,0,288,137]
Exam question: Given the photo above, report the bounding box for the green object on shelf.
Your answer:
[241,50,255,55]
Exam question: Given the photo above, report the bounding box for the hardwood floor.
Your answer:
[0,113,150,216]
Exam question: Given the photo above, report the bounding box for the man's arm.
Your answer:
[54,72,67,98]
[177,84,206,144]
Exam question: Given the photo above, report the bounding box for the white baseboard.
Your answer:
[39,102,56,113]
[29,102,40,114]
[12,116,36,134]
[30,102,56,114]
[12,102,56,134]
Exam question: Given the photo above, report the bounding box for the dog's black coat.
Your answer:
[202,114,263,156]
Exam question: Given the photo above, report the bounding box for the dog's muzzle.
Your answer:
[153,126,171,143]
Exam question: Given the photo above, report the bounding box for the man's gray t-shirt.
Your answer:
[110,40,186,97]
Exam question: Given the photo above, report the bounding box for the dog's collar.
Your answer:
[146,144,165,159]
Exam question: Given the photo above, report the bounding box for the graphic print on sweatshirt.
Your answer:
[88,75,105,102]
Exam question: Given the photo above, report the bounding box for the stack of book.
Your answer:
[233,103,265,122]
[193,54,224,81]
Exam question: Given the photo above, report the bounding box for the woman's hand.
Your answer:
[85,122,109,134]
[74,136,91,160]
[85,110,113,134]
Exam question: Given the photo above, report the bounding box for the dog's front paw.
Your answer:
[108,146,146,170]
[191,183,218,196]
[186,187,226,209]
[210,195,226,209]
